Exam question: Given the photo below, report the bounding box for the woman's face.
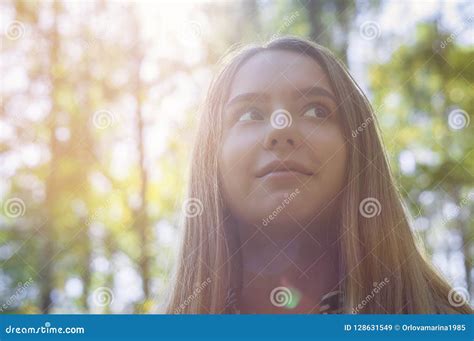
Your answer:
[219,50,348,230]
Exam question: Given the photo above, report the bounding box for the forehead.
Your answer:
[228,49,333,99]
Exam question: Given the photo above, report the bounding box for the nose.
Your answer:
[263,109,300,150]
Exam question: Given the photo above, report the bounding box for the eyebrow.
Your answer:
[225,93,270,110]
[296,86,337,103]
[225,85,337,110]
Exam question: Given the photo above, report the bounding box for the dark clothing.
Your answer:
[224,287,344,314]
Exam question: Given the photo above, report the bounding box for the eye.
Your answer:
[238,108,265,121]
[302,104,331,119]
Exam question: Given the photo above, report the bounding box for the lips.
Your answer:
[256,160,314,178]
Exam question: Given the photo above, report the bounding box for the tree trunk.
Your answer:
[39,1,61,313]
[131,17,152,302]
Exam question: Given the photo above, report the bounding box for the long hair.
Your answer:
[165,36,472,314]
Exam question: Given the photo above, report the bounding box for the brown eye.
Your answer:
[303,104,331,119]
[238,109,265,121]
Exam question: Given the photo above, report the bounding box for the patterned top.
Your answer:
[224,287,344,314]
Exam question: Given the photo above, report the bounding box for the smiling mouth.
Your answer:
[256,160,314,178]
[258,169,312,178]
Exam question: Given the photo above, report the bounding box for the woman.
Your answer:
[165,36,472,314]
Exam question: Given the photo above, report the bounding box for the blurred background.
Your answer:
[0,0,472,313]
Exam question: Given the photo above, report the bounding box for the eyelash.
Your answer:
[236,103,332,122]
[301,103,332,119]
[237,108,265,122]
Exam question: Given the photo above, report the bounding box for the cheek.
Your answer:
[306,125,348,200]
[219,128,259,206]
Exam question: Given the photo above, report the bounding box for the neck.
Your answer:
[232,215,341,314]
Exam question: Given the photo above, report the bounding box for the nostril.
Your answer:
[287,138,294,146]
[271,139,277,146]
